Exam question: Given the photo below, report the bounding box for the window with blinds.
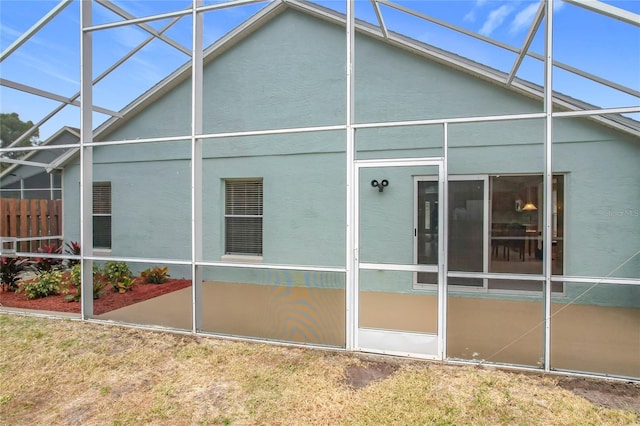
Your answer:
[93,182,112,249]
[225,179,263,256]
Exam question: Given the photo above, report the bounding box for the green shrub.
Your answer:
[104,261,135,293]
[141,266,170,284]
[70,263,82,287]
[104,261,132,283]
[64,264,107,302]
[22,270,63,299]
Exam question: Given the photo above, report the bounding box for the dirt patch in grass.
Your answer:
[0,278,191,315]
[556,376,640,413]
[342,358,640,413]
[343,361,399,389]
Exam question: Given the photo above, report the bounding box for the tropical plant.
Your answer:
[0,256,27,292]
[21,270,63,299]
[31,244,63,273]
[111,275,136,294]
[64,241,81,267]
[104,261,131,282]
[64,263,107,302]
[141,266,170,284]
[104,261,134,293]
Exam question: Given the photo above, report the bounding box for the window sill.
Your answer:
[93,249,112,256]
[221,254,263,264]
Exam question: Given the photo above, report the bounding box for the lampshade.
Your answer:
[522,202,537,211]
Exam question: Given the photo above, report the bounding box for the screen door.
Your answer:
[356,158,445,359]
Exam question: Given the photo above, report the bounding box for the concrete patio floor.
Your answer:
[93,282,639,378]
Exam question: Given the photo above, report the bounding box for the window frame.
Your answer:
[92,181,112,251]
[222,178,263,261]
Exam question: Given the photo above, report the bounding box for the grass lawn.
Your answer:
[0,313,637,425]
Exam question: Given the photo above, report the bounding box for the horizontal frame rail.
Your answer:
[359,263,438,273]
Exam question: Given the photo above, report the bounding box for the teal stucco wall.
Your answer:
[63,8,639,307]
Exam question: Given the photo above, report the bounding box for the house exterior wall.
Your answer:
[62,143,192,264]
[63,9,638,312]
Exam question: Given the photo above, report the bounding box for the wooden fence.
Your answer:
[0,198,63,253]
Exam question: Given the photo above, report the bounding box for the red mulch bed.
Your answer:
[0,278,192,315]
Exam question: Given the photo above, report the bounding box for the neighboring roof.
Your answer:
[45,144,80,172]
[0,126,80,179]
[92,0,640,142]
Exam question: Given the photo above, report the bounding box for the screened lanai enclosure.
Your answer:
[1,0,638,380]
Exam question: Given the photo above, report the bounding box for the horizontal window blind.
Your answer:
[225,217,263,255]
[225,180,263,216]
[93,182,112,249]
[225,180,263,255]
[93,182,112,215]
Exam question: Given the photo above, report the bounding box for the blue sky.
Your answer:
[0,0,638,142]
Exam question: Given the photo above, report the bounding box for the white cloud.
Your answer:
[1,25,75,59]
[508,0,566,35]
[465,0,491,23]
[479,5,513,36]
[464,10,476,23]
[0,25,23,43]
[110,25,149,50]
[510,3,539,35]
[129,55,166,84]
[14,51,79,87]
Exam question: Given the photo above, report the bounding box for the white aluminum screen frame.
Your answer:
[0,0,636,380]
[354,157,446,360]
